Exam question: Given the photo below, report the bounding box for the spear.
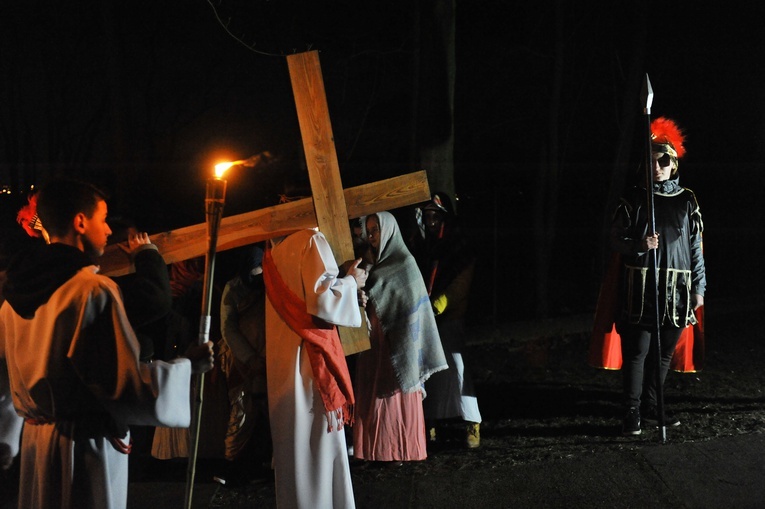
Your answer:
[640,74,667,443]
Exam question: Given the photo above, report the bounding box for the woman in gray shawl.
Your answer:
[352,211,447,464]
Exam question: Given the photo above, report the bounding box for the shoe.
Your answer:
[642,406,680,427]
[466,422,480,448]
[622,407,641,436]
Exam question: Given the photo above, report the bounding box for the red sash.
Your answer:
[262,246,354,430]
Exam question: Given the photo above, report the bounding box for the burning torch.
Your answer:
[184,161,228,509]
[184,151,272,508]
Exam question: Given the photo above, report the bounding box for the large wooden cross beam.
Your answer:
[101,51,430,354]
[98,170,428,277]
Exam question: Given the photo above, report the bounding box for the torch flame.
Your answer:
[214,160,244,179]
[215,153,272,178]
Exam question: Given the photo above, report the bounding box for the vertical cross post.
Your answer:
[287,50,370,354]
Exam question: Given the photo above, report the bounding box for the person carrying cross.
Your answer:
[263,228,367,509]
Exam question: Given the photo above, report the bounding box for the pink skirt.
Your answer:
[352,321,427,462]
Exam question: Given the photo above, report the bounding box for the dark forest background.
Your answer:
[2,1,763,325]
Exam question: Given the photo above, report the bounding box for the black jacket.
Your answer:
[610,177,706,328]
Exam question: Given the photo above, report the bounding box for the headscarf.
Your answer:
[363,211,447,394]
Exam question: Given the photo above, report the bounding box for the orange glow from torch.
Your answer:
[214,160,245,179]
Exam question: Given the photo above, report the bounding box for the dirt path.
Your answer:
[209,299,765,506]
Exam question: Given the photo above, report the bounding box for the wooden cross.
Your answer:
[99,51,430,354]
[98,171,429,277]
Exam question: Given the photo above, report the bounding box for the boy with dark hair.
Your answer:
[0,177,214,509]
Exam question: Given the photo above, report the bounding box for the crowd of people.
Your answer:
[0,116,705,508]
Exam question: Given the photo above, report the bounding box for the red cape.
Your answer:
[588,252,705,372]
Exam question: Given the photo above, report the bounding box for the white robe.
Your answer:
[0,266,192,509]
[0,358,23,463]
[266,230,360,509]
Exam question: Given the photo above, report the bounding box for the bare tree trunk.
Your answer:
[99,1,132,211]
[599,4,648,275]
[416,0,456,204]
[533,3,564,319]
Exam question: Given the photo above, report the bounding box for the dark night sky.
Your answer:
[1,1,763,322]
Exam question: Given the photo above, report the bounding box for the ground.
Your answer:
[205,298,765,507]
[2,300,762,508]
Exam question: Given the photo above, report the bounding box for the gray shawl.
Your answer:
[363,211,447,394]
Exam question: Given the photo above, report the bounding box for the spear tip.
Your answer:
[641,74,654,114]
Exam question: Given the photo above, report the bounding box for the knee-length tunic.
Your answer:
[1,253,193,509]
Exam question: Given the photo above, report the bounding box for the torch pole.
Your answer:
[184,177,226,509]
[640,74,667,443]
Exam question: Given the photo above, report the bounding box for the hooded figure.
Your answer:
[353,211,447,463]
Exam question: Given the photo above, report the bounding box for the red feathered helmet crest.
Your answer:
[651,117,686,173]
[16,190,50,243]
